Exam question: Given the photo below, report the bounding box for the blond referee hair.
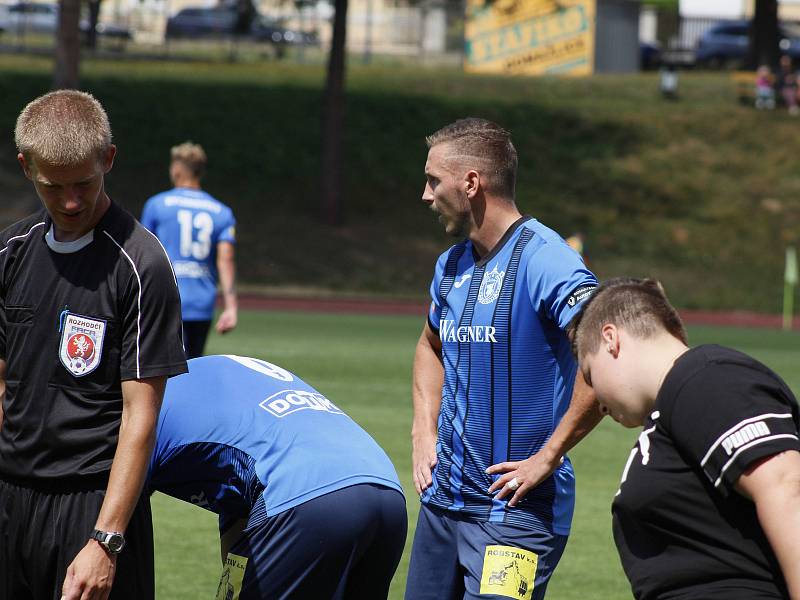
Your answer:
[15,90,112,166]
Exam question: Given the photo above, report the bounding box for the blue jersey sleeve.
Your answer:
[527,240,597,330]
[217,207,236,245]
[140,197,158,233]
[427,249,450,332]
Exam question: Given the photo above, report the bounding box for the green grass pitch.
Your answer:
[152,309,800,599]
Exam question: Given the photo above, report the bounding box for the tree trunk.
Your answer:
[85,0,101,50]
[747,0,779,70]
[320,0,347,226]
[53,0,81,89]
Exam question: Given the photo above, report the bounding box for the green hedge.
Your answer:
[1,55,797,311]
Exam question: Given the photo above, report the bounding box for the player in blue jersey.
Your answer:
[141,142,238,358]
[148,355,407,599]
[406,118,603,600]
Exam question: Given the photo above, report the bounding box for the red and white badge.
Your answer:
[59,313,107,377]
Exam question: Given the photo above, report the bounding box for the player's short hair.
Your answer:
[570,277,688,360]
[170,141,207,179]
[426,118,518,199]
[15,90,112,167]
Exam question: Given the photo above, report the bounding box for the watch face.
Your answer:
[106,533,125,553]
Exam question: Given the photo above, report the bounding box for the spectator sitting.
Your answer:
[777,55,799,115]
[755,65,776,110]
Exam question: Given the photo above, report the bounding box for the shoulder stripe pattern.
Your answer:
[713,433,800,488]
[437,244,467,324]
[431,243,468,507]
[488,228,534,522]
[448,258,484,510]
[102,230,142,379]
[426,244,467,501]
[700,413,794,467]
[0,222,46,254]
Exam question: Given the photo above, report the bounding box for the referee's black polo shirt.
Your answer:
[0,201,187,488]
[612,345,800,600]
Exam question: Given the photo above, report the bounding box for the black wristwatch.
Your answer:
[90,529,126,555]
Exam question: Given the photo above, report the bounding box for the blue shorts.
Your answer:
[404,504,568,600]
[220,483,407,600]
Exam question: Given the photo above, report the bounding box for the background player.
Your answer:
[148,354,407,599]
[407,118,601,600]
[141,141,237,358]
[572,278,800,599]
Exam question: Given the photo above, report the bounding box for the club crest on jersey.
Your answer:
[478,264,505,305]
[59,313,106,377]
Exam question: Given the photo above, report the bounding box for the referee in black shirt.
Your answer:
[571,278,800,600]
[0,91,187,599]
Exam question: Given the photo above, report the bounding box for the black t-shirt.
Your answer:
[612,345,800,600]
[0,202,188,486]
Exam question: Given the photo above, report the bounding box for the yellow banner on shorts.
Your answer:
[479,544,537,600]
[216,553,248,600]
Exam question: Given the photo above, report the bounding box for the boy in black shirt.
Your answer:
[571,278,800,600]
[0,90,187,599]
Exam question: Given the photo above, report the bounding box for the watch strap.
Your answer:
[90,529,126,554]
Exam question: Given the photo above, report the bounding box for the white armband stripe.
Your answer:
[701,413,793,467]
[713,433,800,488]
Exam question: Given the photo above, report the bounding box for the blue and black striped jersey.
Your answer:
[423,216,596,535]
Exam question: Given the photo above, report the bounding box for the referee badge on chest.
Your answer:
[59,313,107,377]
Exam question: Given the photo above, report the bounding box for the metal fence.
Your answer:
[0,0,467,64]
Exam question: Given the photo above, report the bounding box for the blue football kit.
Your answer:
[406,216,597,600]
[141,188,236,322]
[148,355,407,599]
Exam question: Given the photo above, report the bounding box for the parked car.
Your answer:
[164,7,236,39]
[640,41,662,70]
[695,20,800,68]
[166,7,317,53]
[252,16,318,46]
[86,20,131,40]
[0,2,131,39]
[0,2,58,34]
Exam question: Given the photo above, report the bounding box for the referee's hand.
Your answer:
[486,453,565,507]
[61,540,116,600]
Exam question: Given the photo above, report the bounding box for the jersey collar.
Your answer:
[45,226,94,254]
[473,215,532,267]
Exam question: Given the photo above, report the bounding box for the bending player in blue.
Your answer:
[147,355,407,599]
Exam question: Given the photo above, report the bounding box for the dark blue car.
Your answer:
[165,6,318,50]
[695,20,800,67]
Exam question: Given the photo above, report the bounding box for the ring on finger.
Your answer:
[506,477,520,491]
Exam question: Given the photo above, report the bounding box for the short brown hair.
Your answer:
[170,141,207,179]
[15,90,112,166]
[571,278,688,360]
[426,118,518,198]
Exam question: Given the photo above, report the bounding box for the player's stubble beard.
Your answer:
[431,202,470,239]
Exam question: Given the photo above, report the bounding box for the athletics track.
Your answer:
[237,294,798,331]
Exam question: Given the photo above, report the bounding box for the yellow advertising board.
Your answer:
[464,0,596,76]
